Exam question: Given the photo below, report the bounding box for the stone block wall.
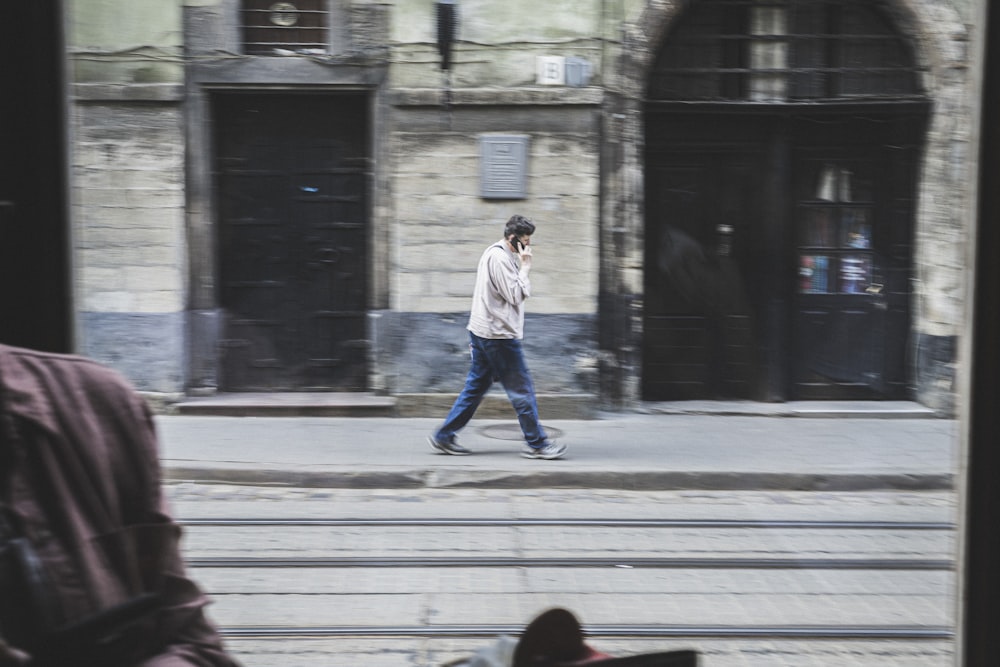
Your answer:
[390,0,605,89]
[67,0,188,394]
[380,0,607,400]
[71,91,188,393]
[381,88,603,397]
[389,108,601,316]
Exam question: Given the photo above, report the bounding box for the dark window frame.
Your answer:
[648,0,924,103]
[241,0,330,56]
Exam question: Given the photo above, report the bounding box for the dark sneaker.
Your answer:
[521,441,566,460]
[429,434,471,456]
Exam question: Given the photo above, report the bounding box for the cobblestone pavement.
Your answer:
[166,485,958,666]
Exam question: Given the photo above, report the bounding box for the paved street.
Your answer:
[166,485,957,667]
[157,407,961,666]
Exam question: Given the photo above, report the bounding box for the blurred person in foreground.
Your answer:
[0,343,240,666]
[428,214,566,460]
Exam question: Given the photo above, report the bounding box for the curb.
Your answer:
[635,401,941,419]
[163,467,954,492]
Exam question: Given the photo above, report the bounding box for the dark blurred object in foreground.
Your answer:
[445,607,697,667]
[0,344,240,666]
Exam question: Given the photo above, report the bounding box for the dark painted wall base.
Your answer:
[79,311,186,393]
[370,311,600,396]
[914,332,957,416]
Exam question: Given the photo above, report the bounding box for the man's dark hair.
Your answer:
[504,214,536,239]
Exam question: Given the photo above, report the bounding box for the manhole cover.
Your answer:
[478,424,564,441]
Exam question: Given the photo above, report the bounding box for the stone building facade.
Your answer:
[52,0,980,414]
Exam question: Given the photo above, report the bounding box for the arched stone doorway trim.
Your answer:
[604,0,972,410]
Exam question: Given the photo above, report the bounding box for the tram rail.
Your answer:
[180,517,953,530]
[189,555,950,570]
[218,623,953,641]
[183,516,954,569]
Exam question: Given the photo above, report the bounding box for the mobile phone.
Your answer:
[511,236,523,252]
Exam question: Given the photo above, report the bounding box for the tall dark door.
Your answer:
[789,115,923,399]
[214,94,370,391]
[643,116,775,400]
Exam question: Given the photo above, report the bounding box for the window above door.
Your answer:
[648,0,924,103]
[242,0,329,56]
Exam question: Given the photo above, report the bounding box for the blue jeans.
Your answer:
[435,332,548,448]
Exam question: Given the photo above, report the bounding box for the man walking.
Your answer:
[428,214,566,460]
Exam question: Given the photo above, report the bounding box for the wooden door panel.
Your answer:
[789,136,912,399]
[643,144,767,401]
[215,94,369,391]
[793,303,885,398]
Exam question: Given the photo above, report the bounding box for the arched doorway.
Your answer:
[641,0,929,401]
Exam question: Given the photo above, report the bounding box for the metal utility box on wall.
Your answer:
[479,134,529,199]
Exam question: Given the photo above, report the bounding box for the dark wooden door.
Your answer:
[214,94,370,391]
[789,115,923,399]
[643,117,774,400]
[790,153,888,397]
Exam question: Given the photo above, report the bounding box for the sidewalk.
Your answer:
[155,402,959,492]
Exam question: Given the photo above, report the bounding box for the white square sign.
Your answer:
[536,56,566,85]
